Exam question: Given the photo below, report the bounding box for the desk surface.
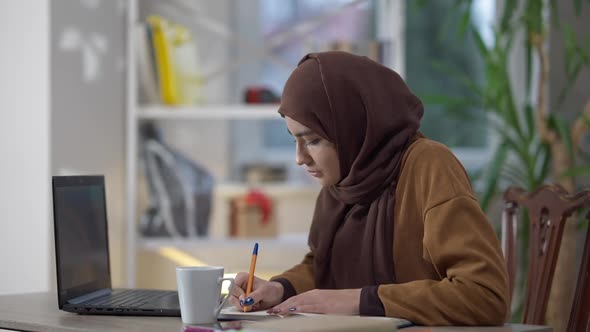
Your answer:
[0,292,551,332]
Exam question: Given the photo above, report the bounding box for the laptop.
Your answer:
[52,175,180,316]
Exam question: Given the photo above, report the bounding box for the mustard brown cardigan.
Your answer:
[272,138,510,326]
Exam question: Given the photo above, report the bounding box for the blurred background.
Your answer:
[0,0,588,329]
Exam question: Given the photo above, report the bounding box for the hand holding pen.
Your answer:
[243,243,258,312]
[228,243,285,311]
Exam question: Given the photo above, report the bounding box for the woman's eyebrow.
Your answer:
[291,129,315,137]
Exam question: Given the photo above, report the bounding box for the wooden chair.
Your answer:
[501,184,590,331]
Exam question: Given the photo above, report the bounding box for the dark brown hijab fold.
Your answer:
[279,52,424,289]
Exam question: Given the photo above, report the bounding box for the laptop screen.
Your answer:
[52,176,111,307]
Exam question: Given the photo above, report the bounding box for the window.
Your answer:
[405,0,496,171]
[231,0,496,181]
[259,0,386,149]
[231,0,400,181]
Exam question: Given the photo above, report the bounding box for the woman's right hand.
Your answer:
[229,272,284,311]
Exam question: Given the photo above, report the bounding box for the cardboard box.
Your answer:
[229,194,277,238]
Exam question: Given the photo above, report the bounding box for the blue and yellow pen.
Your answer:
[243,242,258,312]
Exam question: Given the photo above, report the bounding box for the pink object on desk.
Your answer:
[183,320,243,332]
[184,326,215,332]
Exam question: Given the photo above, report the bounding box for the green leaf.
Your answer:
[413,0,429,9]
[557,71,578,106]
[548,114,575,162]
[532,142,550,179]
[480,142,510,211]
[564,26,578,75]
[524,104,536,142]
[575,0,583,15]
[458,1,473,36]
[491,123,535,179]
[430,60,483,96]
[488,37,525,142]
[525,39,533,103]
[577,42,590,64]
[549,0,561,27]
[558,36,589,105]
[471,26,490,58]
[500,0,518,32]
[437,0,472,41]
[522,0,544,35]
[538,143,552,187]
[557,56,588,105]
[503,163,528,187]
[561,166,590,178]
[443,106,478,122]
[421,94,480,122]
[502,168,527,189]
[577,215,588,231]
[421,94,479,109]
[489,122,526,157]
[528,152,548,188]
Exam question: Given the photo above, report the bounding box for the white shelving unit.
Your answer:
[126,0,139,287]
[125,1,307,287]
[125,0,404,287]
[139,233,308,252]
[137,105,281,120]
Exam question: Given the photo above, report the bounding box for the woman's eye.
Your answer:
[306,139,320,146]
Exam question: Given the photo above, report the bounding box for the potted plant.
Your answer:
[418,0,590,328]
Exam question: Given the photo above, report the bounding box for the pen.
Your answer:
[243,242,258,312]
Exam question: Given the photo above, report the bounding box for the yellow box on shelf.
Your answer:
[147,15,201,106]
[172,25,202,105]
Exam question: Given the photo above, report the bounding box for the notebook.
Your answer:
[51,175,180,316]
[219,307,412,330]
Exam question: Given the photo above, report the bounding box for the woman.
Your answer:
[229,51,509,326]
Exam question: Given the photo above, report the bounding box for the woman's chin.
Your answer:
[317,177,338,187]
[313,177,326,186]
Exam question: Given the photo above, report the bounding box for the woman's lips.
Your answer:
[307,170,322,177]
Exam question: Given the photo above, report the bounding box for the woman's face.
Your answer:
[285,116,341,186]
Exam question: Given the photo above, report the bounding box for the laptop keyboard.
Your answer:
[86,289,173,308]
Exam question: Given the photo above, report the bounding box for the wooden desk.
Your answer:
[0,292,551,332]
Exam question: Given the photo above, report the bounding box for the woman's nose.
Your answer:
[295,144,309,166]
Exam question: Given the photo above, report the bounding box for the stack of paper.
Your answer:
[219,307,411,331]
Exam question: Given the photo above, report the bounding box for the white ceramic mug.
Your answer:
[176,266,235,325]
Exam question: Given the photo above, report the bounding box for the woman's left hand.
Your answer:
[267,289,362,315]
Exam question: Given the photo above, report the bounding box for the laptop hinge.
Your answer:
[68,289,111,304]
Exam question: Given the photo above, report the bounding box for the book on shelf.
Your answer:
[219,307,411,331]
[135,23,159,104]
[144,15,202,106]
[147,15,178,105]
[172,25,202,105]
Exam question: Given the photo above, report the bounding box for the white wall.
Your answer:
[50,0,127,288]
[0,0,51,295]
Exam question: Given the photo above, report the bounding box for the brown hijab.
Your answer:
[279,52,424,289]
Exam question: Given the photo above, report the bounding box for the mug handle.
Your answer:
[215,277,235,316]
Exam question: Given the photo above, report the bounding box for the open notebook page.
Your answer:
[219,307,412,328]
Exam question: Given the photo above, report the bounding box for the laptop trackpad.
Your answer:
[140,294,179,309]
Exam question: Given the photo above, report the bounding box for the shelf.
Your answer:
[136,104,282,120]
[138,234,310,273]
[214,182,320,198]
[138,233,308,251]
[126,0,402,287]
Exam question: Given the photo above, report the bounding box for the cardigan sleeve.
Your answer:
[270,251,316,301]
[377,196,510,325]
